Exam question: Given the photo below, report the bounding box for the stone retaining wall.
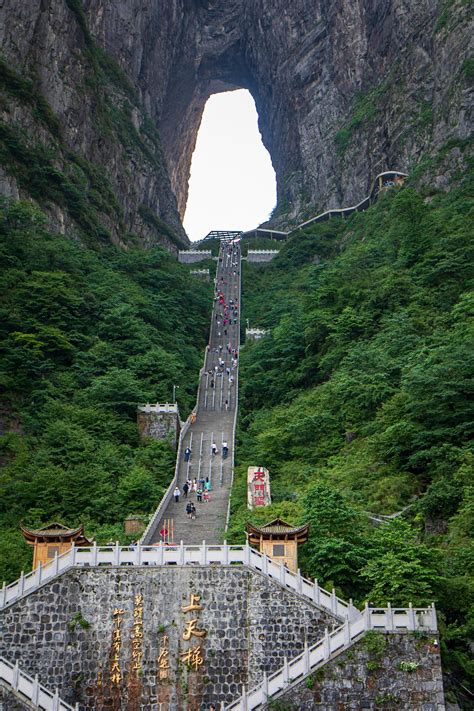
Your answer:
[0,566,335,710]
[137,409,180,448]
[178,252,212,264]
[246,251,279,263]
[270,631,445,711]
[0,684,32,710]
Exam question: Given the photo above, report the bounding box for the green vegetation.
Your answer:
[0,198,210,581]
[397,661,420,673]
[363,632,386,672]
[0,57,61,137]
[375,692,399,705]
[460,55,474,80]
[68,611,91,632]
[0,6,180,248]
[0,121,114,245]
[138,205,183,249]
[335,79,390,155]
[231,164,474,700]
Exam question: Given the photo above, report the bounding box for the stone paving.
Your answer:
[150,242,241,545]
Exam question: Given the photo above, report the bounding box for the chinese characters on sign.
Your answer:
[132,592,144,673]
[180,593,207,670]
[158,635,170,680]
[247,467,271,509]
[180,645,204,670]
[110,607,124,685]
[253,470,266,506]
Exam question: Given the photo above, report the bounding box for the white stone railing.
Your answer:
[1,543,356,620]
[139,416,191,544]
[245,328,267,339]
[225,244,241,532]
[179,250,212,255]
[178,250,213,263]
[0,657,78,710]
[226,602,438,710]
[140,244,225,544]
[137,402,179,414]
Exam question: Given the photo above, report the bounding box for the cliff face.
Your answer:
[0,0,472,244]
[0,0,188,249]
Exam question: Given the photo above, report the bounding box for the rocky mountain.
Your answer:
[0,0,472,244]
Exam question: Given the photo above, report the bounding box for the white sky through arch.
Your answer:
[183,89,277,241]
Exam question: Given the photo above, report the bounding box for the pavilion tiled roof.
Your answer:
[20,522,92,543]
[246,518,309,539]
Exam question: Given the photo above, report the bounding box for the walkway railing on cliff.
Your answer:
[196,170,407,245]
[0,656,77,710]
[225,601,438,711]
[225,253,241,533]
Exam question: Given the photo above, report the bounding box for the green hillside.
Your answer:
[0,198,210,581]
[229,158,474,701]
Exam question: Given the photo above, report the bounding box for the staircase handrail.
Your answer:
[139,416,191,544]
[0,543,351,615]
[1,542,435,633]
[141,243,225,544]
[192,170,407,249]
[225,245,241,533]
[226,600,437,710]
[0,656,78,710]
[240,169,408,241]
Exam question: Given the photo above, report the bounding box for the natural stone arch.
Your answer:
[90,0,469,225]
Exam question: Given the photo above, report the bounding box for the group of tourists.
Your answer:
[173,472,213,517]
[170,240,239,527]
[210,247,239,395]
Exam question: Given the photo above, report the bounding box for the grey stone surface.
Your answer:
[0,566,335,710]
[1,1,471,243]
[137,410,180,448]
[0,684,34,710]
[178,253,212,264]
[246,252,279,263]
[271,632,445,711]
[147,242,240,547]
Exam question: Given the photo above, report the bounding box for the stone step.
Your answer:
[148,243,241,545]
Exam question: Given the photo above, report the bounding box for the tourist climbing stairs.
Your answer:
[142,240,241,545]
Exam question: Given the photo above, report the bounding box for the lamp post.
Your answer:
[172,384,179,403]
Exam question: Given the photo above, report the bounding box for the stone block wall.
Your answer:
[0,684,32,710]
[137,409,180,448]
[270,631,445,711]
[0,566,336,710]
[178,252,212,264]
[246,251,279,263]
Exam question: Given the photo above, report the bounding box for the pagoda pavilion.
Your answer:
[246,518,309,573]
[20,522,92,570]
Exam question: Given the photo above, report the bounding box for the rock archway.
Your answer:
[2,0,469,238]
[91,0,466,227]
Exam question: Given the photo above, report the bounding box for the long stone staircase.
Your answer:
[143,241,241,545]
[0,236,443,710]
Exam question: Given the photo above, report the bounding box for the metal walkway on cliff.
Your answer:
[141,241,241,545]
[196,170,408,245]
